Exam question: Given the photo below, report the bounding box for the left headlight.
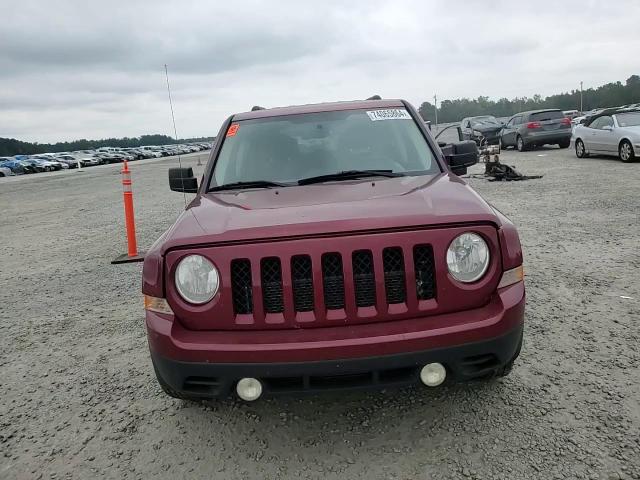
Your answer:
[446,233,490,283]
[175,255,220,304]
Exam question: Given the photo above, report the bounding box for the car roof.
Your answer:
[233,99,406,121]
[511,109,562,117]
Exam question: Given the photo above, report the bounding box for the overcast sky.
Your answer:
[1,0,639,143]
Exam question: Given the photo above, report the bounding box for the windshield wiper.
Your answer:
[208,180,289,192]
[298,169,403,186]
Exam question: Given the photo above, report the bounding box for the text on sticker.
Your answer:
[366,109,412,121]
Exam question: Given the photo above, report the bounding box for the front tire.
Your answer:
[575,139,587,158]
[619,140,635,163]
[516,135,527,152]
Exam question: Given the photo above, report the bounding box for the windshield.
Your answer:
[616,112,640,127]
[471,116,500,126]
[211,108,439,187]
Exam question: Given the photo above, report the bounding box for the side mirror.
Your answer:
[168,167,198,193]
[442,140,478,176]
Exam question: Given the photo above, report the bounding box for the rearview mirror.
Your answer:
[442,140,478,176]
[168,167,198,193]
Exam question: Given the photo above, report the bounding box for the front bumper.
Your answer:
[147,282,525,398]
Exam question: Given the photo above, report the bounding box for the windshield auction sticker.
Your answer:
[366,109,412,121]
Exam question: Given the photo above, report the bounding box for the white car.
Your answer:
[572,110,640,162]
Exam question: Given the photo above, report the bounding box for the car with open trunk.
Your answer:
[142,98,525,401]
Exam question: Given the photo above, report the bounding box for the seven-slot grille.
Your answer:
[230,245,436,315]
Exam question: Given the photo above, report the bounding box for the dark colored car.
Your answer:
[0,159,25,175]
[460,116,503,145]
[500,109,572,151]
[142,99,525,401]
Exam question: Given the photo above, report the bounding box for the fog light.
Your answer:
[236,378,263,401]
[420,363,446,387]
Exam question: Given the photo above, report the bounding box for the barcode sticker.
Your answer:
[366,109,412,121]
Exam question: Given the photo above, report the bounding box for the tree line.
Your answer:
[0,134,214,157]
[418,75,640,124]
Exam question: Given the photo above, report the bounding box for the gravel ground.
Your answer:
[1,146,638,480]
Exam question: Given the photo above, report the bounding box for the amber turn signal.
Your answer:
[143,295,174,315]
[497,265,524,289]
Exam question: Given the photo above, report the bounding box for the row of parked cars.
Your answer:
[457,104,639,162]
[0,143,212,176]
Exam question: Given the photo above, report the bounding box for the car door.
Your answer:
[501,117,516,146]
[588,116,614,152]
[598,116,617,154]
[461,118,472,140]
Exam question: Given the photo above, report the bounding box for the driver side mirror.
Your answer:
[168,167,198,193]
[442,140,478,176]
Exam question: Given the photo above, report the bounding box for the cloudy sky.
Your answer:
[1,0,639,143]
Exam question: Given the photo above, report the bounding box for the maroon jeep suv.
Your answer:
[142,99,525,401]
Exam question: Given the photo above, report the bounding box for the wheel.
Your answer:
[516,135,527,152]
[619,140,635,163]
[152,362,201,402]
[558,140,570,149]
[575,139,587,158]
[499,137,505,150]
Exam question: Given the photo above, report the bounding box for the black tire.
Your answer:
[558,140,570,149]
[516,135,527,152]
[619,140,635,163]
[499,136,505,150]
[575,139,587,158]
[152,362,201,402]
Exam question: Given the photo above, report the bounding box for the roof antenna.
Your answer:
[366,95,382,100]
[164,64,187,207]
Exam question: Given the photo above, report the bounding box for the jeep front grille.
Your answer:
[230,244,436,318]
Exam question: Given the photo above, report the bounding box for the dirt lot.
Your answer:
[1,146,639,480]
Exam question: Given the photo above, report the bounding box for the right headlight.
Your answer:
[446,233,490,283]
[175,255,220,304]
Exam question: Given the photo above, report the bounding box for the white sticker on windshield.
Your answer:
[366,109,412,121]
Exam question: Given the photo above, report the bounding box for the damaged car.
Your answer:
[460,116,504,146]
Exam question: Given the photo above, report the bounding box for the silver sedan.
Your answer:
[573,110,640,162]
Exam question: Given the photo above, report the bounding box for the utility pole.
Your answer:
[580,81,583,112]
[433,94,438,130]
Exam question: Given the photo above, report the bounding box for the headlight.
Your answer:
[446,233,490,283]
[175,255,220,304]
[473,130,483,137]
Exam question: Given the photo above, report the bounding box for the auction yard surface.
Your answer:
[1,147,639,480]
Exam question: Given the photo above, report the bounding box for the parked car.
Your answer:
[29,156,65,171]
[499,109,572,151]
[142,98,525,402]
[0,160,27,174]
[95,152,122,164]
[460,116,503,145]
[0,165,15,177]
[573,109,640,162]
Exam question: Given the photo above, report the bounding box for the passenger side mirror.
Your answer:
[442,140,478,176]
[168,167,198,193]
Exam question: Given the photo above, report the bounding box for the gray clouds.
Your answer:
[1,0,639,142]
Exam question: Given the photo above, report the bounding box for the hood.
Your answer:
[474,124,503,133]
[159,173,500,252]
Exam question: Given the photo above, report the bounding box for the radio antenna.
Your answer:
[164,64,187,207]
